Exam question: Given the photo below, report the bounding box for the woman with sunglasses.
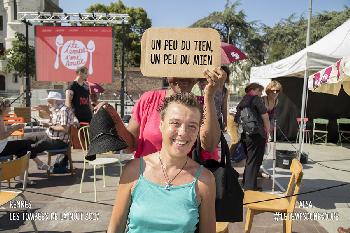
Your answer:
[262,81,283,124]
[259,81,283,179]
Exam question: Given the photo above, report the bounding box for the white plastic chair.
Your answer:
[78,126,123,202]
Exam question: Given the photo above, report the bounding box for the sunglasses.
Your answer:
[270,90,280,94]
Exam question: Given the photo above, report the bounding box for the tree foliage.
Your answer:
[190,0,265,65]
[86,0,151,67]
[191,2,350,92]
[190,0,266,91]
[5,32,35,77]
[263,7,350,63]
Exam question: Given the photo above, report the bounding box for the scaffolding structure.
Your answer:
[18,12,129,24]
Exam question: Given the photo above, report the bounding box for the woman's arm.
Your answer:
[222,89,229,130]
[107,160,139,233]
[200,67,227,151]
[198,169,216,233]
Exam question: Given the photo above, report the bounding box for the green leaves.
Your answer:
[86,0,151,67]
[5,32,35,78]
[264,7,350,63]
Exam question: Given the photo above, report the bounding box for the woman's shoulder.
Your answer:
[135,89,166,109]
[188,160,215,185]
[120,158,142,183]
[140,89,166,100]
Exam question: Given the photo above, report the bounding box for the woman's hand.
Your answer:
[203,67,227,98]
[93,101,109,113]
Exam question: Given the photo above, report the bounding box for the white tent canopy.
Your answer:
[250,19,350,84]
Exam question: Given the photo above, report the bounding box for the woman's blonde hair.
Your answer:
[0,97,10,115]
[265,81,283,93]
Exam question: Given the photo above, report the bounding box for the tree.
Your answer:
[191,0,266,92]
[264,7,350,63]
[5,32,35,78]
[86,0,152,67]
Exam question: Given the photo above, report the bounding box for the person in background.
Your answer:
[26,91,75,170]
[197,66,229,130]
[262,80,283,129]
[214,66,229,131]
[0,98,33,184]
[90,93,99,108]
[259,80,283,178]
[107,93,216,233]
[96,67,226,160]
[234,83,270,191]
[65,66,92,124]
[0,98,29,159]
[65,66,92,149]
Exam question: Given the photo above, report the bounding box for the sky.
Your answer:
[60,0,350,27]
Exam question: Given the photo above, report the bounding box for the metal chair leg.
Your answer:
[93,165,97,202]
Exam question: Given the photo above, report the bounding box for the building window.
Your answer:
[14,0,17,20]
[0,16,3,31]
[0,75,5,90]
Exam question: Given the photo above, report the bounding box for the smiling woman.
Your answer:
[107,93,216,233]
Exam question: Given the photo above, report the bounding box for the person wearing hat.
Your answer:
[26,91,75,171]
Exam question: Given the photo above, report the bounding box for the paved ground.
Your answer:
[1,140,349,232]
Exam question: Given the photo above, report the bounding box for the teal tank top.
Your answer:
[127,158,203,233]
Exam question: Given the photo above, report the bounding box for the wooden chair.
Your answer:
[296,117,311,144]
[337,118,350,146]
[0,153,38,232]
[3,116,25,139]
[46,127,74,176]
[216,222,229,233]
[244,159,303,233]
[312,118,329,144]
[78,126,123,202]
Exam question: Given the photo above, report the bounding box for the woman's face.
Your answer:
[267,88,280,98]
[251,88,263,97]
[167,78,197,93]
[160,103,201,157]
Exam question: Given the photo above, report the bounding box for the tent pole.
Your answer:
[298,0,312,159]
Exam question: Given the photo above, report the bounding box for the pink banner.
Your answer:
[312,59,341,89]
[35,26,114,83]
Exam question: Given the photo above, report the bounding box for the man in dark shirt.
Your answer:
[235,83,270,190]
[65,66,93,149]
[65,66,92,124]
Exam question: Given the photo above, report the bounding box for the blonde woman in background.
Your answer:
[259,80,283,178]
[262,81,283,127]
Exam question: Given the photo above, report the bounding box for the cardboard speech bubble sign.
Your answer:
[141,28,221,78]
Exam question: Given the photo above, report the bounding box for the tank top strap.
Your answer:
[139,157,144,177]
[193,165,204,183]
